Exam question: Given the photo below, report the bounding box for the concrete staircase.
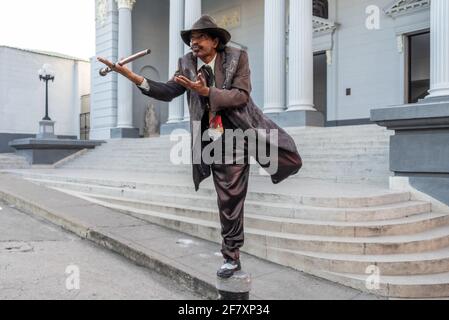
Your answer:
[5,125,449,298]
[0,153,30,169]
[59,125,393,186]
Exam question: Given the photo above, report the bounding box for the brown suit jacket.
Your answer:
[138,46,300,190]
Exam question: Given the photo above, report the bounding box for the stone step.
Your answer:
[56,167,390,185]
[320,271,449,298]
[54,189,449,256]
[115,127,390,137]
[291,134,391,140]
[296,153,388,160]
[0,156,29,160]
[67,153,389,163]
[66,146,388,156]
[290,175,391,186]
[0,153,27,158]
[0,166,30,170]
[290,130,391,136]
[95,141,390,153]
[288,168,390,177]
[0,157,28,163]
[103,131,390,143]
[58,166,390,183]
[81,192,442,236]
[91,193,430,223]
[24,176,412,209]
[63,157,390,168]
[99,136,390,145]
[0,159,29,164]
[0,154,30,169]
[62,164,191,173]
[63,161,390,174]
[0,160,29,163]
[96,137,390,151]
[62,161,389,173]
[71,155,388,165]
[265,161,389,170]
[294,139,390,144]
[106,132,389,140]
[61,163,390,177]
[62,159,391,171]
[12,171,399,204]
[298,146,388,152]
[104,137,390,145]
[84,149,385,159]
[266,246,449,276]
[285,125,391,133]
[101,138,390,147]
[89,144,390,152]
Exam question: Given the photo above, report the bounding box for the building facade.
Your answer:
[91,0,447,139]
[0,46,91,152]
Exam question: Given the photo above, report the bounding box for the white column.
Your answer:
[427,0,449,98]
[263,0,286,113]
[287,0,316,111]
[183,0,202,121]
[167,0,185,123]
[116,0,136,128]
[72,61,81,139]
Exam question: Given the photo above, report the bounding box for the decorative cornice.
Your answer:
[96,0,108,26]
[384,0,430,18]
[116,0,136,10]
[212,6,241,30]
[313,16,337,35]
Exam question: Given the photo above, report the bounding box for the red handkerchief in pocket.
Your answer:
[209,114,224,132]
[208,112,224,140]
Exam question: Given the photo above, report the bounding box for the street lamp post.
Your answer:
[38,64,55,121]
[37,64,56,139]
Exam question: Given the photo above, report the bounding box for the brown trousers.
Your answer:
[211,148,302,261]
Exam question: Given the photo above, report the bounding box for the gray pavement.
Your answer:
[0,200,202,300]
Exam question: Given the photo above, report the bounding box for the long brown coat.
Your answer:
[138,46,301,190]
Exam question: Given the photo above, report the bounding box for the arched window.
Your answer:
[313,0,328,19]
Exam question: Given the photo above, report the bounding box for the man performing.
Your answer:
[98,15,302,279]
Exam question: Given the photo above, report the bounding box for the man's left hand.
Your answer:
[174,73,210,97]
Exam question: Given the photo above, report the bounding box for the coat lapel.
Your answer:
[184,53,198,80]
[214,51,225,89]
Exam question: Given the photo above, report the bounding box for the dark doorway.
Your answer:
[407,32,430,103]
[80,113,90,141]
[314,52,327,120]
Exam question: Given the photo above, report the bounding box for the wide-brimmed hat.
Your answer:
[180,14,231,47]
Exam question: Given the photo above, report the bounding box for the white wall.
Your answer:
[0,46,90,136]
[330,0,430,121]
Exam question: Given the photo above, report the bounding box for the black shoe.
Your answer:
[217,258,241,279]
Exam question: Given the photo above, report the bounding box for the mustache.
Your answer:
[191,45,202,51]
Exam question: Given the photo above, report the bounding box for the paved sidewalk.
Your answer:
[0,199,202,300]
[0,172,382,300]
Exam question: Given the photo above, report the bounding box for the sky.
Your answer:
[0,0,95,60]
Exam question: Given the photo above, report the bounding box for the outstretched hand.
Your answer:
[97,56,144,86]
[97,57,131,77]
[174,73,210,97]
